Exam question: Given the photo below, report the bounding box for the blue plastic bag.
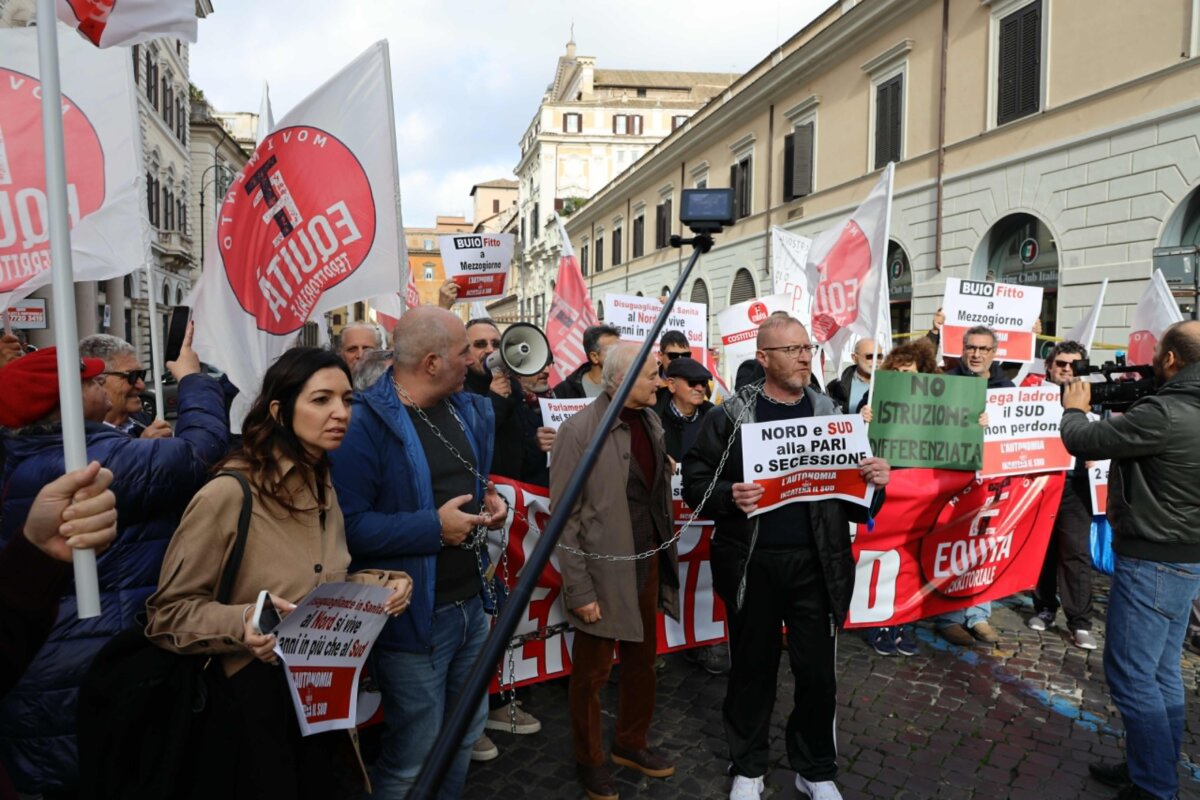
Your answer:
[1090,515,1114,576]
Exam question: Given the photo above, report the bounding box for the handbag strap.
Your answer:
[214,471,253,605]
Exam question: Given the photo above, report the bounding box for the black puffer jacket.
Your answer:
[1060,362,1200,562]
[680,382,884,622]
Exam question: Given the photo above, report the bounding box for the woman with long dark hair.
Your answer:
[145,347,413,798]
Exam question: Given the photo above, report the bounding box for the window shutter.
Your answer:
[729,268,756,305]
[887,79,902,164]
[612,115,618,134]
[875,76,901,169]
[783,133,795,202]
[655,204,665,249]
[562,113,568,132]
[997,13,1020,124]
[729,164,740,220]
[664,199,672,241]
[793,123,814,198]
[612,229,622,266]
[595,238,604,272]
[1017,1,1041,118]
[633,217,644,258]
[633,115,643,135]
[690,278,709,306]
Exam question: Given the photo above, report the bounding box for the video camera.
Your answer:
[1067,352,1156,411]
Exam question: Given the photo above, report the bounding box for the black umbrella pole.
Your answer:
[409,235,712,798]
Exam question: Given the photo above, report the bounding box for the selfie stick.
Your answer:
[409,231,714,798]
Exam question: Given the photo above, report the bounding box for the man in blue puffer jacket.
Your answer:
[331,306,504,800]
[0,331,228,796]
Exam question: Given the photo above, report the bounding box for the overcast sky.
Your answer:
[190,1,829,228]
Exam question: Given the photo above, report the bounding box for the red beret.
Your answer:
[0,347,105,429]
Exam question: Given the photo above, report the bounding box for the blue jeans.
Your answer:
[1104,555,1200,800]
[935,602,990,629]
[369,595,490,799]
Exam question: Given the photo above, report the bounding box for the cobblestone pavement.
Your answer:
[462,587,1200,800]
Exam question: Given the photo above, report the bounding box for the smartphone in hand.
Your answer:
[253,590,283,635]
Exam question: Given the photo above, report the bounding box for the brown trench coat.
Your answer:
[550,391,679,642]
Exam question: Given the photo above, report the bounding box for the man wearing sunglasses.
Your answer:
[827,338,882,414]
[79,335,169,439]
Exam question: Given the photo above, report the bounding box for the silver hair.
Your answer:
[79,334,136,367]
[340,321,385,350]
[601,342,643,391]
[353,349,393,390]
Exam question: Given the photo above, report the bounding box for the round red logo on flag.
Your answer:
[811,220,871,344]
[748,301,768,324]
[1128,330,1156,365]
[0,69,105,294]
[217,126,376,335]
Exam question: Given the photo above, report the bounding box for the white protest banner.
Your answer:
[56,0,196,47]
[941,278,1042,363]
[191,42,404,432]
[771,227,813,321]
[1128,269,1183,364]
[716,293,793,379]
[5,298,46,329]
[0,25,147,314]
[740,414,874,517]
[273,582,393,736]
[604,293,707,357]
[1089,460,1110,516]
[440,233,514,302]
[981,386,1071,478]
[539,397,594,466]
[671,462,713,526]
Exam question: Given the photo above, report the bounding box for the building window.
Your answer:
[563,112,582,133]
[531,203,539,239]
[131,45,139,81]
[423,265,435,280]
[162,283,170,307]
[492,199,500,213]
[613,115,643,135]
[581,242,590,276]
[164,189,174,230]
[783,120,815,201]
[672,115,689,131]
[145,51,156,105]
[632,214,645,258]
[655,198,673,249]
[690,278,709,307]
[612,226,622,267]
[597,300,604,320]
[729,268,757,305]
[996,0,1042,126]
[636,88,647,98]
[873,74,903,169]
[146,174,159,226]
[729,155,752,220]
[594,236,604,273]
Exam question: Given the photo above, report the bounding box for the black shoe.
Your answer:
[1114,785,1159,799]
[1088,761,1130,788]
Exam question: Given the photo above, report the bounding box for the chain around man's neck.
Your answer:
[759,384,806,407]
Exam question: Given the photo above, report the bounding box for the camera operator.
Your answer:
[1060,320,1200,800]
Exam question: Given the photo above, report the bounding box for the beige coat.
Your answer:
[145,461,403,676]
[550,392,679,642]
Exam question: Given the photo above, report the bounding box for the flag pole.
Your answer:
[145,261,165,419]
[35,0,101,618]
[868,163,895,401]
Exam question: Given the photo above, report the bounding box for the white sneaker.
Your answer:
[796,775,843,800]
[1073,629,1098,650]
[729,774,764,800]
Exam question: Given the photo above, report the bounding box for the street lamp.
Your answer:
[199,161,236,264]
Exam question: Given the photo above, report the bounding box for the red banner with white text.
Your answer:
[845,468,1063,628]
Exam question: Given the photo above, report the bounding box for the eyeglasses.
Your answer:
[857,353,878,361]
[664,351,691,361]
[103,369,147,384]
[963,345,996,355]
[684,379,708,390]
[761,344,819,357]
[1052,359,1079,370]
[471,339,501,350]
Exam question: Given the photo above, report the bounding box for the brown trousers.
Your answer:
[568,557,660,767]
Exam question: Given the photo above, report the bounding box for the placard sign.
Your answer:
[603,293,707,359]
[273,582,393,736]
[440,233,515,301]
[538,397,594,466]
[868,371,986,471]
[980,386,1072,478]
[740,413,874,517]
[671,462,713,526]
[4,298,46,330]
[1089,460,1110,516]
[941,278,1042,363]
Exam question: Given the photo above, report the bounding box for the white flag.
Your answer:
[256,81,275,147]
[1016,279,1108,384]
[770,227,813,325]
[806,163,894,372]
[191,41,404,430]
[1128,269,1183,365]
[0,25,147,312]
[56,0,196,47]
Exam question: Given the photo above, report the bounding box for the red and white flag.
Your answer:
[1128,269,1183,365]
[0,25,147,313]
[547,217,600,387]
[191,42,404,429]
[1017,279,1108,385]
[806,163,893,370]
[56,0,196,48]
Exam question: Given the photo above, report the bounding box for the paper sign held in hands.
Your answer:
[440,233,515,301]
[941,278,1042,363]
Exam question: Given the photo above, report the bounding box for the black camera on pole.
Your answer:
[1066,352,1157,411]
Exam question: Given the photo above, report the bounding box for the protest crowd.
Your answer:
[3,8,1200,800]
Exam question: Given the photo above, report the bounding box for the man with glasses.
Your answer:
[655,330,694,407]
[683,314,890,800]
[79,334,170,439]
[1026,341,1097,650]
[934,325,1016,646]
[827,338,881,414]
